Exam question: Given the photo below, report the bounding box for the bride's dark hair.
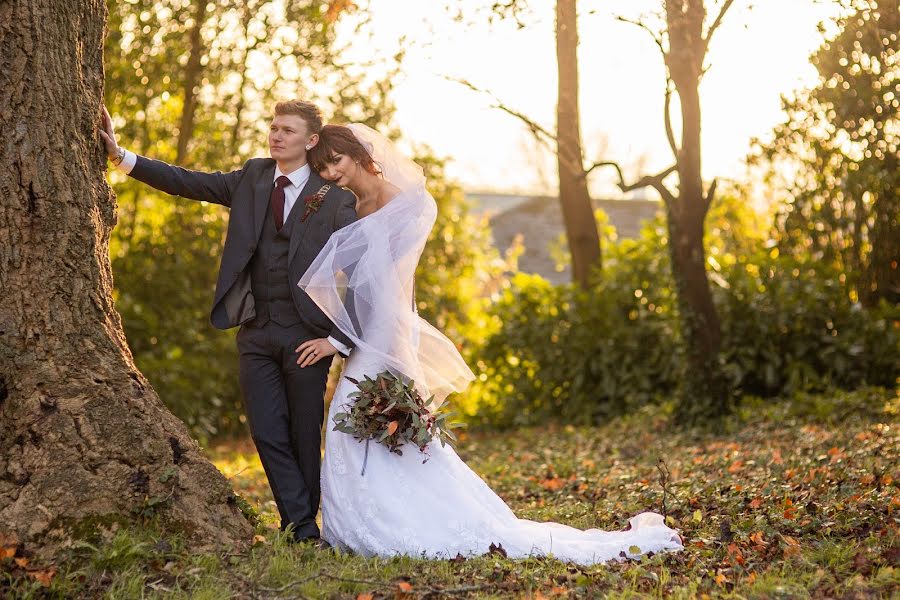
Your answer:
[308,124,381,177]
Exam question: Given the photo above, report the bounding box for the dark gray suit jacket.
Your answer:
[129,155,357,348]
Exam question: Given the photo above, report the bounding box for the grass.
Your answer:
[2,387,897,598]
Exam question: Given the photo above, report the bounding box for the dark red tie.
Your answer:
[271,175,291,230]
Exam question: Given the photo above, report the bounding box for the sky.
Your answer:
[335,0,840,198]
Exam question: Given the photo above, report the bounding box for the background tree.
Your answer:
[556,0,602,286]
[753,0,898,307]
[600,0,738,423]
[0,0,251,556]
[454,0,601,287]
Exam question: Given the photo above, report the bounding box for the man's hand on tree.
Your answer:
[99,105,123,163]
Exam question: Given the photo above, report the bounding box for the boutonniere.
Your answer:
[300,184,332,223]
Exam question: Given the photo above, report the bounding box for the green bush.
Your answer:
[473,217,682,427]
[473,207,898,427]
[716,250,898,395]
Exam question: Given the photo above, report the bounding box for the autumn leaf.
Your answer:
[540,477,565,491]
[827,446,845,462]
[356,594,373,600]
[749,497,763,509]
[781,535,801,557]
[387,420,399,436]
[28,568,56,586]
[397,581,412,591]
[0,546,15,559]
[727,460,744,473]
[14,557,28,568]
[783,498,797,520]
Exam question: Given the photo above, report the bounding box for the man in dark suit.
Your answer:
[100,100,356,544]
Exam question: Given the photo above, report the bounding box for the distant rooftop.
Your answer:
[465,192,662,284]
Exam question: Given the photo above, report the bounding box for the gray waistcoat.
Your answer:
[248,201,303,327]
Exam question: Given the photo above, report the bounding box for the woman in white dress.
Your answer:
[297,124,683,564]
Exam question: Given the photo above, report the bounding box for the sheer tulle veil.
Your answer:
[298,124,474,408]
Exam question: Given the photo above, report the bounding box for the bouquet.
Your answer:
[332,370,459,470]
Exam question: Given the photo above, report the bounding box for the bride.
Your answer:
[297,123,683,563]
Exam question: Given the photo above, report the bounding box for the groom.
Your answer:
[100,100,356,544]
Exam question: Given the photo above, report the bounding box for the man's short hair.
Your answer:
[274,100,323,134]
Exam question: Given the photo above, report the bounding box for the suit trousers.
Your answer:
[237,320,334,540]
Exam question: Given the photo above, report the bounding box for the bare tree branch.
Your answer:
[703,177,718,211]
[615,15,666,57]
[588,161,677,207]
[619,163,677,201]
[704,0,737,51]
[445,76,557,144]
[447,75,596,181]
[584,160,623,180]
[664,83,679,161]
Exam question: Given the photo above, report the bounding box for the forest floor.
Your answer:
[4,388,898,598]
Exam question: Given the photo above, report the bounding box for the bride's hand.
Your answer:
[295,338,337,368]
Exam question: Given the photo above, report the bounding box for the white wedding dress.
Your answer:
[300,125,683,564]
[319,350,682,562]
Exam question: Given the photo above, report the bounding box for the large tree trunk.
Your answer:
[0,0,252,558]
[665,0,730,421]
[556,0,601,287]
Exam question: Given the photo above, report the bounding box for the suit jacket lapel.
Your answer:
[289,172,325,265]
[253,163,276,243]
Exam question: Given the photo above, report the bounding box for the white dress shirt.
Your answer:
[116,150,350,357]
[273,163,310,219]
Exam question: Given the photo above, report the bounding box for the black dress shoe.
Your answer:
[293,536,332,550]
[311,537,332,550]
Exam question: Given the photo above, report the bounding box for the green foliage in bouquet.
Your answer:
[332,371,459,457]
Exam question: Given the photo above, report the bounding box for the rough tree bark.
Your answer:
[0,0,252,558]
[556,0,602,287]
